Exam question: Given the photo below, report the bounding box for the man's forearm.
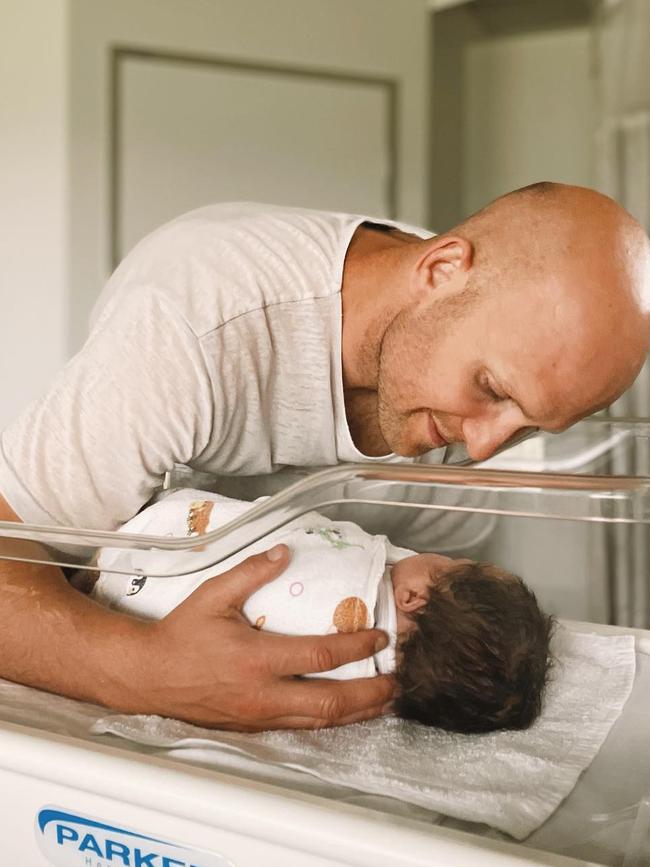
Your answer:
[0,556,150,709]
[0,538,395,730]
[0,498,394,730]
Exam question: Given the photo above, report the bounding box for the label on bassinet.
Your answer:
[36,807,234,867]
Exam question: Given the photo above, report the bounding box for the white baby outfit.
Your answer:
[93,490,414,679]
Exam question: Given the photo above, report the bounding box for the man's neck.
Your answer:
[344,389,390,456]
[341,224,416,389]
[340,223,421,455]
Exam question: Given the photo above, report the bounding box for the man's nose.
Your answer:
[461,415,527,462]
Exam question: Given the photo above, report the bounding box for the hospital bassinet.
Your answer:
[1,418,650,866]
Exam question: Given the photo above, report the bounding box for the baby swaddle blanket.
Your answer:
[93,490,404,678]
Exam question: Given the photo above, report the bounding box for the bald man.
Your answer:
[1,183,648,731]
[344,182,650,460]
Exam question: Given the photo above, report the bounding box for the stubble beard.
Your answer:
[376,307,447,458]
[377,396,431,457]
[377,345,428,458]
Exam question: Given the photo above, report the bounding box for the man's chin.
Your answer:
[379,413,434,458]
[388,438,436,459]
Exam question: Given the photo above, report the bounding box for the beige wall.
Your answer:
[0,0,69,427]
[430,1,596,229]
[462,24,595,215]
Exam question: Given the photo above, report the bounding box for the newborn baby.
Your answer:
[91,490,553,734]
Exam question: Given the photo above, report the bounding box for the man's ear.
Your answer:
[414,235,473,295]
[394,586,429,614]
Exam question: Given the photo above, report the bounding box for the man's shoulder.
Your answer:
[92,202,360,336]
[137,201,359,262]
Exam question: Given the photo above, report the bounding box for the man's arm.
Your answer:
[0,495,394,730]
[0,493,157,707]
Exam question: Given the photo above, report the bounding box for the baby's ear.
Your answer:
[395,587,428,613]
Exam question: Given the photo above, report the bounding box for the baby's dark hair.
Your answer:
[394,562,554,734]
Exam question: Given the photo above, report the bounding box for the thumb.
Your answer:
[196,544,290,612]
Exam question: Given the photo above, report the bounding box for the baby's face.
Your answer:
[390,553,473,635]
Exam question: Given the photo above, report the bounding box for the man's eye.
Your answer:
[483,377,507,402]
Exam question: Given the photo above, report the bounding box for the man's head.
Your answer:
[346,182,650,460]
[391,557,554,733]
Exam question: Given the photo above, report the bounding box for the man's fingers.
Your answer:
[197,545,290,610]
[253,674,396,726]
[219,700,391,732]
[263,695,393,730]
[259,628,390,676]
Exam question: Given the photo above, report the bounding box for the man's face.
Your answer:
[375,274,626,462]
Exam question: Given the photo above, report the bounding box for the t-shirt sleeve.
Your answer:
[0,285,214,531]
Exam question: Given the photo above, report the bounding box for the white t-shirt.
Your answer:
[0,202,440,534]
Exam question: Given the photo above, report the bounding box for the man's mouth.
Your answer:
[428,414,449,448]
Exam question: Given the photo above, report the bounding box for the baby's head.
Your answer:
[391,554,554,734]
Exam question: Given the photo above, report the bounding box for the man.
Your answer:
[1,182,649,731]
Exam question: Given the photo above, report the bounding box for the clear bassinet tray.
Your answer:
[1,418,650,578]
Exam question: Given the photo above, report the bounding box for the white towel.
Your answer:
[91,626,635,840]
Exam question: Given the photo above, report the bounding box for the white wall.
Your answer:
[0,0,69,428]
[462,24,596,214]
[430,1,596,228]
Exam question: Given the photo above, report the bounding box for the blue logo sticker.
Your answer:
[36,806,235,867]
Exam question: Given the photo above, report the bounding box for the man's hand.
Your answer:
[114,545,395,731]
[0,493,393,731]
